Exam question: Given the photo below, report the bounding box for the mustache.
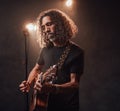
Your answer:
[45,32,55,37]
[42,32,55,41]
[43,32,54,36]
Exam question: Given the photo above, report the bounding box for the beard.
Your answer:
[44,30,64,43]
[46,32,57,42]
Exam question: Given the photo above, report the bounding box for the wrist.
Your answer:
[55,85,60,93]
[52,84,60,94]
[26,81,31,91]
[27,82,31,87]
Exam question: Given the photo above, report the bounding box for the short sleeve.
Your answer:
[70,51,84,76]
[37,48,45,65]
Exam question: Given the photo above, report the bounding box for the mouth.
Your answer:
[47,33,56,41]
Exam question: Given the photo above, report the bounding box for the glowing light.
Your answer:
[25,23,37,31]
[65,0,73,7]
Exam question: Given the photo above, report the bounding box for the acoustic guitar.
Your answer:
[30,65,57,111]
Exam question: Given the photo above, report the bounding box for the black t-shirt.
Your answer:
[37,42,84,111]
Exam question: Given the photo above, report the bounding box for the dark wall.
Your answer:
[78,1,120,111]
[0,0,119,111]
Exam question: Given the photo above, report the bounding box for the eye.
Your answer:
[41,25,45,31]
[46,22,54,26]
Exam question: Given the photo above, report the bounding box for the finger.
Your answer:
[19,83,25,88]
[20,86,27,91]
[19,81,27,87]
[34,84,41,91]
[34,81,42,89]
[34,86,41,91]
[36,88,41,91]
[26,89,29,93]
[36,79,40,83]
[22,80,27,84]
[21,89,25,93]
[35,82,42,88]
[37,74,41,79]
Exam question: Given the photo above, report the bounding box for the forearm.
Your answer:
[54,81,79,93]
[34,73,80,94]
[27,70,39,84]
[53,73,80,94]
[27,64,41,85]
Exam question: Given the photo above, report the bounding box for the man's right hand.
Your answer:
[19,80,30,93]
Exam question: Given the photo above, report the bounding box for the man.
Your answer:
[19,9,84,111]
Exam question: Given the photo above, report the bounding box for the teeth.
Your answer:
[49,37,56,42]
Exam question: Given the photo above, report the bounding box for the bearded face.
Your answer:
[41,15,67,46]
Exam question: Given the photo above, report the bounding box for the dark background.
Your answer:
[0,0,120,111]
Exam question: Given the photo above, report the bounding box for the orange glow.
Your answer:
[25,23,37,31]
[65,0,73,7]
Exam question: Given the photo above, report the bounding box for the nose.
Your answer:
[45,26,50,33]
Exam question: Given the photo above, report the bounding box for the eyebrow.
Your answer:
[41,22,55,30]
[42,21,54,26]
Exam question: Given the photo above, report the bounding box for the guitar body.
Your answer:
[30,93,49,111]
[29,65,57,111]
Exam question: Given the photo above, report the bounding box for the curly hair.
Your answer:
[36,9,78,48]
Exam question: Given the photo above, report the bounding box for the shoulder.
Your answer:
[41,46,53,52]
[70,41,84,54]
